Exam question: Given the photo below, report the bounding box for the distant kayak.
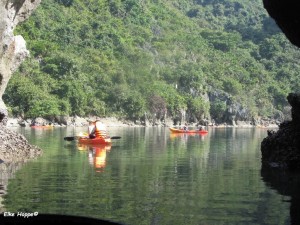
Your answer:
[30,125,54,129]
[169,127,208,134]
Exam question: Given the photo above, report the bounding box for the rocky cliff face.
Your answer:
[208,90,253,126]
[0,0,41,125]
[0,1,42,212]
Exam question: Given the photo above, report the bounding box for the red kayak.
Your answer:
[169,127,208,134]
[78,137,112,145]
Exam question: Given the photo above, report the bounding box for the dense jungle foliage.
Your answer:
[4,0,300,123]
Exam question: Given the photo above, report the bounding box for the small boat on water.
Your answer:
[64,132,120,145]
[30,124,54,129]
[169,127,208,134]
[78,137,112,145]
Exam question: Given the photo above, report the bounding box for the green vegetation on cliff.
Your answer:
[4,0,300,123]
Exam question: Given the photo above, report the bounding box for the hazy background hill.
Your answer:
[4,0,300,124]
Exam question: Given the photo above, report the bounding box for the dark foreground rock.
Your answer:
[262,1,300,171]
[263,0,300,48]
[261,93,300,170]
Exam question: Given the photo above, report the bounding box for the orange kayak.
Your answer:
[78,137,112,145]
[169,127,208,134]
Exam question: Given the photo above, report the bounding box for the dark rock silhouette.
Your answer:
[261,93,300,170]
[261,1,300,171]
[263,0,300,48]
[261,2,300,224]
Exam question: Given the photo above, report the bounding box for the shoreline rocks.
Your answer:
[0,125,42,163]
[5,116,280,129]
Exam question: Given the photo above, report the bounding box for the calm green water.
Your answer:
[2,127,291,224]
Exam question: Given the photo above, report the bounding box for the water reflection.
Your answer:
[3,127,292,224]
[261,165,300,225]
[0,162,25,213]
[169,132,208,140]
[77,144,111,172]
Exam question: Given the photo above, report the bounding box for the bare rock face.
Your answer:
[0,0,41,125]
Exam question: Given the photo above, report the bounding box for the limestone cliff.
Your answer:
[0,1,42,212]
[0,0,41,124]
[0,0,42,160]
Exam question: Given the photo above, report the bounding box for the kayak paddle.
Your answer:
[64,136,76,141]
[64,136,121,141]
[111,136,121,139]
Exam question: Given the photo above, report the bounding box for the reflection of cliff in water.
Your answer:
[0,162,25,213]
[261,165,300,225]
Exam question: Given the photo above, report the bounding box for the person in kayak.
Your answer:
[183,123,188,131]
[88,121,96,139]
[88,120,108,139]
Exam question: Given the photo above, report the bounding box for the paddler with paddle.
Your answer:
[88,121,96,139]
[64,120,121,141]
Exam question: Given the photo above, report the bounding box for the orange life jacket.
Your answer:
[95,122,107,138]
